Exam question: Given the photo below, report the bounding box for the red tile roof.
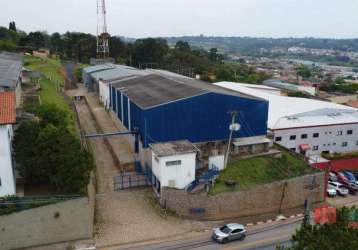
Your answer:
[0,92,16,125]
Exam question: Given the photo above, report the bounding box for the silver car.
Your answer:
[212,223,246,244]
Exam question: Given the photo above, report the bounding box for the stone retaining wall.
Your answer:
[161,172,325,220]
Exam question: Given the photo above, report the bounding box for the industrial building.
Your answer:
[0,52,23,107]
[0,92,16,197]
[83,64,271,190]
[263,79,317,96]
[215,82,358,157]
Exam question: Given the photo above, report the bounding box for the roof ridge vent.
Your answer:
[286,116,298,120]
[327,112,341,117]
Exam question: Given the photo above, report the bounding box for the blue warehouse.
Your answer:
[107,73,269,169]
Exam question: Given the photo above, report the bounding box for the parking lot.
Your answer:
[326,170,358,207]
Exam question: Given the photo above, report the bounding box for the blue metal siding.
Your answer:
[111,86,117,112]
[122,95,129,128]
[109,91,268,148]
[142,93,268,147]
[109,84,112,109]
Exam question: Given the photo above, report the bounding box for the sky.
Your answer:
[1,0,358,38]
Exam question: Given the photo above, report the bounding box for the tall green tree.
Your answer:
[278,207,358,250]
[13,104,93,194]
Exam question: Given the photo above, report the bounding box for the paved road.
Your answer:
[117,220,300,250]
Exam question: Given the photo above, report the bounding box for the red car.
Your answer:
[332,171,350,185]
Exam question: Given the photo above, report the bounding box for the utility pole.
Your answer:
[224,111,240,169]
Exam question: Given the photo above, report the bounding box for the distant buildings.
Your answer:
[0,92,16,197]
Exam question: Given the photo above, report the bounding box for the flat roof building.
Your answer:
[215,81,358,157]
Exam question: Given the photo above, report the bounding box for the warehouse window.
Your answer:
[342,142,348,147]
[275,136,282,142]
[313,145,319,151]
[347,130,353,135]
[337,131,343,136]
[289,135,296,140]
[313,133,319,138]
[301,134,308,139]
[166,160,182,167]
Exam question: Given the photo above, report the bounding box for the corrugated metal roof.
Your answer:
[91,66,149,82]
[0,52,23,62]
[0,57,23,89]
[150,140,198,157]
[83,64,115,74]
[113,74,207,109]
[111,73,264,109]
[215,81,358,129]
[0,92,16,124]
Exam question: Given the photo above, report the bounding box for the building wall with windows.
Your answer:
[273,123,358,156]
[151,152,196,190]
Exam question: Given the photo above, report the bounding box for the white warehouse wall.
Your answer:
[273,123,358,156]
[0,125,15,197]
[151,152,196,189]
[99,80,110,109]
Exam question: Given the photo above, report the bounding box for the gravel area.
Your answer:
[70,86,202,249]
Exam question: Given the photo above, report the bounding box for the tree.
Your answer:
[8,21,17,32]
[12,121,43,183]
[132,38,169,66]
[35,104,69,129]
[278,207,358,250]
[13,104,93,194]
[296,64,312,79]
[0,40,16,52]
[175,41,191,53]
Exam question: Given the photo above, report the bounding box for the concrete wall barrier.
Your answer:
[161,172,325,220]
[0,173,96,250]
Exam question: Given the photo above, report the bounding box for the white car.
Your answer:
[328,181,349,196]
[212,223,246,243]
[327,187,337,197]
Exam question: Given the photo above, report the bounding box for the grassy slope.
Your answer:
[25,56,76,133]
[211,151,317,195]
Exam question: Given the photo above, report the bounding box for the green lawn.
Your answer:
[211,151,317,195]
[24,56,76,133]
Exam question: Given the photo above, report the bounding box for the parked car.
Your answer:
[350,171,358,180]
[329,172,338,182]
[328,181,349,196]
[327,187,337,197]
[332,171,350,185]
[342,182,358,195]
[212,223,246,243]
[343,171,358,185]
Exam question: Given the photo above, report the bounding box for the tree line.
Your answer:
[0,22,270,83]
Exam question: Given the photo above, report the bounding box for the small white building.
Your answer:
[215,82,358,157]
[150,140,198,193]
[0,92,16,197]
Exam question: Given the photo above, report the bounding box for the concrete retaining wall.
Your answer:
[0,174,96,250]
[161,172,325,220]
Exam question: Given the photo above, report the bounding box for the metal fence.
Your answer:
[113,172,151,191]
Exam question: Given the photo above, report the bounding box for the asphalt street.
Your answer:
[117,220,300,250]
